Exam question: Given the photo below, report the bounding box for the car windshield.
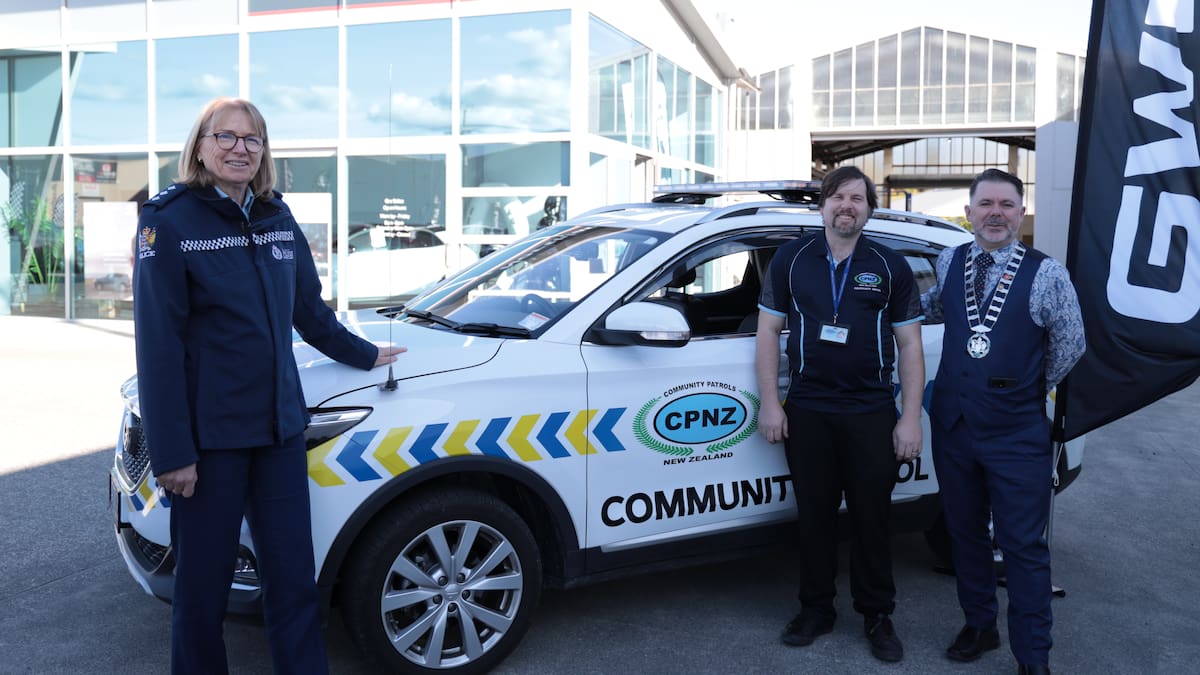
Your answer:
[401,224,663,334]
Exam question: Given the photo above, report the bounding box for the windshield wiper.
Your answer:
[403,308,460,329]
[405,309,532,338]
[456,322,532,338]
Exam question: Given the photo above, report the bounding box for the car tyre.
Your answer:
[342,487,542,675]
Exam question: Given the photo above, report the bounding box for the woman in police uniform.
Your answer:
[133,97,403,674]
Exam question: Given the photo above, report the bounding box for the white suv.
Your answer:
[109,181,1083,674]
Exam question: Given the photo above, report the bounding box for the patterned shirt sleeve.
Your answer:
[921,246,955,324]
[1030,257,1086,389]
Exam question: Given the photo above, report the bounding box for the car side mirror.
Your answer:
[585,302,690,347]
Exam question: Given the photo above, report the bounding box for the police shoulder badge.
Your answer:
[138,226,157,259]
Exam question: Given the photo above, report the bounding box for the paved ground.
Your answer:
[0,316,1197,674]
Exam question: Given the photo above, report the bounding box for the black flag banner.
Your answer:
[1060,0,1200,441]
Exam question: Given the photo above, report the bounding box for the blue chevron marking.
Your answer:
[410,423,448,464]
[477,417,511,458]
[594,407,626,452]
[537,412,571,458]
[336,430,383,481]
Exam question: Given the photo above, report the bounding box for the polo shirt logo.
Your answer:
[854,272,882,286]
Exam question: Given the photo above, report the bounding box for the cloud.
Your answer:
[460,73,570,132]
[354,90,451,133]
[505,24,571,78]
[257,83,339,114]
[72,82,131,103]
[158,72,235,99]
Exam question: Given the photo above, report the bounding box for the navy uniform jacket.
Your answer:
[133,183,378,475]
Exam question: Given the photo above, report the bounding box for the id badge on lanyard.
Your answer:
[820,247,852,346]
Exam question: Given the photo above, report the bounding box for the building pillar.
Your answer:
[882,146,895,208]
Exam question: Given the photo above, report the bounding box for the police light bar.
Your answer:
[651,180,822,204]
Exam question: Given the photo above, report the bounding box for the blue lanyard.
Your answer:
[827,244,853,324]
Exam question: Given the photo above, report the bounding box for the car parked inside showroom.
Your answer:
[93,272,132,292]
[109,181,1083,674]
[343,224,478,300]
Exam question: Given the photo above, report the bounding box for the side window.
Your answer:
[906,254,937,294]
[636,237,782,338]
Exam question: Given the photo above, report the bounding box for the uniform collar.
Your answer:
[213,185,255,218]
[816,229,870,262]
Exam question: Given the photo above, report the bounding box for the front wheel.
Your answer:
[342,487,542,674]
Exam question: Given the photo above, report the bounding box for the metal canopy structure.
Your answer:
[811,127,1038,169]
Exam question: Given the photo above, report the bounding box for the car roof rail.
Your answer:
[698,200,820,223]
[652,180,822,205]
[870,208,965,232]
[573,202,702,220]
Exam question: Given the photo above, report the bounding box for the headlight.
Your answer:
[304,407,372,450]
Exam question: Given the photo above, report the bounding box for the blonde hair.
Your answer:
[177,97,276,199]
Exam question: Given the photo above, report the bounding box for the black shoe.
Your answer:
[780,610,835,647]
[946,624,1001,662]
[1017,665,1050,675]
[864,614,904,662]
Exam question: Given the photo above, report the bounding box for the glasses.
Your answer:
[206,132,264,152]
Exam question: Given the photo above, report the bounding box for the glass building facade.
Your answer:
[0,0,725,319]
[809,27,1084,129]
[800,27,1085,215]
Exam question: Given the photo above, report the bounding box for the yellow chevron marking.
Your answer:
[567,409,596,455]
[137,480,154,504]
[374,426,414,476]
[508,414,542,461]
[445,420,480,456]
[307,438,346,487]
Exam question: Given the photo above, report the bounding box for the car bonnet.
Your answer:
[292,309,504,403]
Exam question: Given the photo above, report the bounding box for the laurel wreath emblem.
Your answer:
[633,397,693,456]
[632,390,762,457]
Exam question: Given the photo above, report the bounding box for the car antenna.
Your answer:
[381,63,399,393]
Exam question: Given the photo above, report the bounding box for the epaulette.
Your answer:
[143,183,190,210]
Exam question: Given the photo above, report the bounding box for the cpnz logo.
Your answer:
[634,382,760,462]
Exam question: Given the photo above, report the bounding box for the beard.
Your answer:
[827,212,863,238]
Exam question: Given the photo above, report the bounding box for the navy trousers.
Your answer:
[169,433,329,675]
[783,405,899,616]
[932,415,1053,666]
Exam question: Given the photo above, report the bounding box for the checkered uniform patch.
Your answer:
[180,235,250,253]
[254,230,295,245]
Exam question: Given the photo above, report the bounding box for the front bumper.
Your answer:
[109,409,265,615]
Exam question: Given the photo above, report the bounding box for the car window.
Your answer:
[906,255,937,294]
[406,225,662,333]
[634,234,777,338]
[868,233,946,325]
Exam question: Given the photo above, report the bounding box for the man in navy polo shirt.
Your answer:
[755,165,925,663]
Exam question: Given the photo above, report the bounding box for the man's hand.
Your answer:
[892,415,922,461]
[374,345,407,367]
[157,464,198,498]
[758,400,788,444]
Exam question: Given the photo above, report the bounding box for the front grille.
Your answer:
[129,527,171,573]
[119,413,151,484]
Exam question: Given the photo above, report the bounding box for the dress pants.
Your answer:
[169,433,329,675]
[932,415,1053,666]
[784,405,899,616]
